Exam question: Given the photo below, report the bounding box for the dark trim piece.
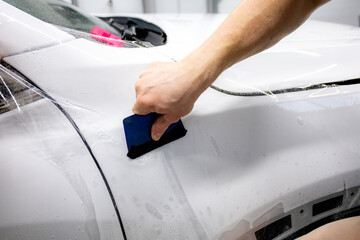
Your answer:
[100,16,167,46]
[210,78,360,97]
[255,215,292,240]
[1,62,127,240]
[312,195,343,216]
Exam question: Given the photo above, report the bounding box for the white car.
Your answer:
[1,1,360,240]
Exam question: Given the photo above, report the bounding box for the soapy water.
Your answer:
[2,24,360,240]
[54,25,357,101]
[0,62,126,239]
[22,25,358,103]
[0,63,103,115]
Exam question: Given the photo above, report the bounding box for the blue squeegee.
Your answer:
[123,113,187,159]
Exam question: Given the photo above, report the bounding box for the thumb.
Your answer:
[151,115,175,141]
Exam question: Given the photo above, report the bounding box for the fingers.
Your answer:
[151,115,178,141]
[133,61,190,140]
[133,69,154,115]
[132,100,152,115]
[133,81,153,115]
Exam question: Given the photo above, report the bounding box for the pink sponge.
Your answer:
[90,26,123,47]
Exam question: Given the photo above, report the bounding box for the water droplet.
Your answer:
[297,116,304,125]
[164,204,172,211]
[207,206,212,217]
[154,225,162,235]
[145,203,163,220]
[210,137,221,157]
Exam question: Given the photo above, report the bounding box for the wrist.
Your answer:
[180,48,224,95]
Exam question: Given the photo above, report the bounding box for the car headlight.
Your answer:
[0,63,43,114]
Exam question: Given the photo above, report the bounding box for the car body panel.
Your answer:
[1,1,360,240]
[5,36,360,240]
[4,39,206,239]
[0,99,123,240]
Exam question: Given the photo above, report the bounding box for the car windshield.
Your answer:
[3,0,121,37]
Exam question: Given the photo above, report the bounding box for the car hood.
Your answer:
[126,14,360,93]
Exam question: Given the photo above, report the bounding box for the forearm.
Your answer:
[183,0,330,93]
[297,217,360,240]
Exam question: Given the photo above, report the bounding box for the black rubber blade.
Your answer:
[123,113,187,159]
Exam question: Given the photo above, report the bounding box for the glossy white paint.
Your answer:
[0,99,124,240]
[1,2,360,240]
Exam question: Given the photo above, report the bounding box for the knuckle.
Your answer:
[136,96,147,106]
[156,103,170,115]
[155,105,166,114]
[168,115,180,123]
[139,70,147,79]
[161,115,176,124]
[134,81,142,91]
[137,96,154,108]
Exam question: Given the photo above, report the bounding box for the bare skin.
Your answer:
[298,217,360,240]
[133,0,330,141]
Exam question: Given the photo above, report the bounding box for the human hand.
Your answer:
[133,61,208,141]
